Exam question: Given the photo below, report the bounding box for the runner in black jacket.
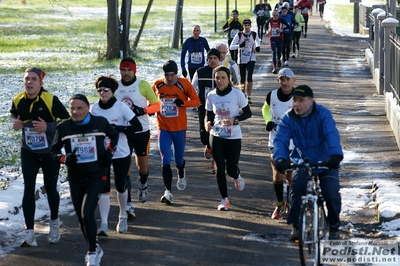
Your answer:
[51,94,119,266]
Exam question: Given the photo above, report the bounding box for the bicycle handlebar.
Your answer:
[285,160,329,172]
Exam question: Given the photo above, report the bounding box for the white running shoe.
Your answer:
[284,60,289,67]
[116,216,128,233]
[21,229,37,247]
[160,189,174,204]
[234,174,245,191]
[97,223,109,236]
[48,218,61,244]
[126,202,136,219]
[85,244,103,266]
[176,177,187,191]
[137,186,148,203]
[217,197,230,211]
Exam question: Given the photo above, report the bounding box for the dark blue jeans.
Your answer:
[287,168,341,228]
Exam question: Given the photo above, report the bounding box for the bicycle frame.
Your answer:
[287,159,329,266]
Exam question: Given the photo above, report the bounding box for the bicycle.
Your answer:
[286,158,329,266]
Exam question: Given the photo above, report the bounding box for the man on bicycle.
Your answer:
[273,85,343,241]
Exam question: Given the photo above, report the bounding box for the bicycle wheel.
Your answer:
[299,201,319,266]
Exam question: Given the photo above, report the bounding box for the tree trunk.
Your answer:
[106,0,120,60]
[132,0,154,52]
[120,0,132,58]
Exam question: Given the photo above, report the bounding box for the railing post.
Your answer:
[382,18,399,93]
[372,8,384,67]
[377,11,391,95]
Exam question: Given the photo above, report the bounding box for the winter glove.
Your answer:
[132,105,146,116]
[275,158,288,174]
[255,47,260,52]
[239,41,246,48]
[174,98,184,107]
[60,149,77,166]
[182,69,188,78]
[266,121,275,131]
[100,151,113,168]
[323,155,343,169]
[111,124,124,132]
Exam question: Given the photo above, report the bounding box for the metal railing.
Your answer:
[389,33,400,103]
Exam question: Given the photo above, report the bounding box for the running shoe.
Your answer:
[85,252,97,266]
[234,174,245,191]
[210,162,216,174]
[48,218,61,244]
[329,225,340,240]
[204,146,212,159]
[271,202,284,219]
[97,223,109,236]
[85,244,104,266]
[21,229,37,247]
[283,202,290,219]
[248,96,252,104]
[176,169,187,191]
[284,60,289,67]
[217,197,230,211]
[289,226,300,242]
[272,68,277,74]
[116,216,128,233]
[160,190,174,204]
[137,186,148,203]
[291,53,296,59]
[126,202,136,219]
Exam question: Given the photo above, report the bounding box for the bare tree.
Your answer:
[132,0,154,52]
[120,0,132,58]
[106,0,120,60]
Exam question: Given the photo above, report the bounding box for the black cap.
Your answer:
[207,48,221,60]
[163,60,178,75]
[292,85,314,98]
[70,94,90,106]
[243,18,251,25]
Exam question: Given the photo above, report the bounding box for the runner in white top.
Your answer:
[114,57,160,219]
[205,66,252,211]
[262,68,296,220]
[90,75,142,236]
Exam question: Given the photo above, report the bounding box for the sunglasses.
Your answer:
[97,88,111,93]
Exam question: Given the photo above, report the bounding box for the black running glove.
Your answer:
[275,159,288,174]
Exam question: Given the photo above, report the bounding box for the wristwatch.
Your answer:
[233,117,239,125]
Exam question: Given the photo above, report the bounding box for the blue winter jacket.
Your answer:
[273,102,343,172]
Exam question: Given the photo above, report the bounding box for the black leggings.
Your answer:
[21,148,60,229]
[103,155,131,193]
[69,176,106,252]
[210,135,241,198]
[282,33,292,61]
[198,105,210,147]
[256,17,266,40]
[239,61,256,83]
[302,15,309,34]
[292,31,301,53]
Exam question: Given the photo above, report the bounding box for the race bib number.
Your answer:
[301,8,309,14]
[70,136,98,163]
[160,98,179,117]
[190,52,203,65]
[24,127,48,150]
[213,125,232,138]
[240,48,251,63]
[230,29,239,39]
[271,27,280,37]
